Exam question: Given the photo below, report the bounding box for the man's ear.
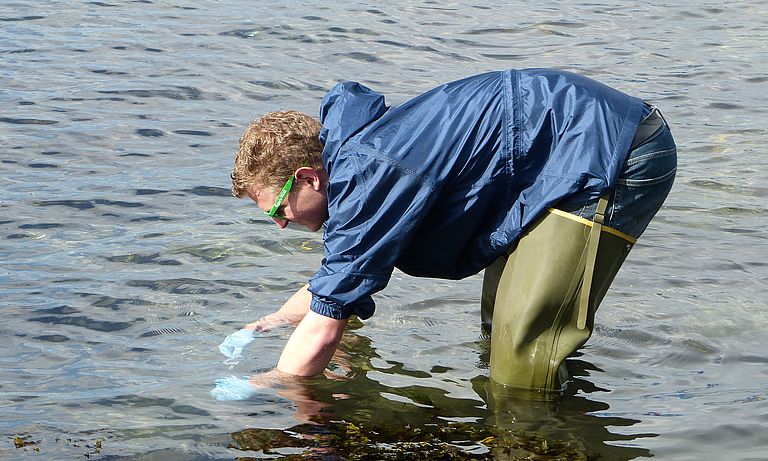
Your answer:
[294,167,323,191]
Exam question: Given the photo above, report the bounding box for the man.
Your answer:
[213,68,677,400]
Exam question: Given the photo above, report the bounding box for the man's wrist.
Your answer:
[245,312,302,332]
[249,368,294,387]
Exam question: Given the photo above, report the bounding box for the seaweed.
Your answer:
[230,419,591,460]
[14,434,40,451]
[10,434,104,457]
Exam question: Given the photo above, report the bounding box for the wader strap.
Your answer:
[576,195,610,330]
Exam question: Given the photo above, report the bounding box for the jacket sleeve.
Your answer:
[308,145,437,320]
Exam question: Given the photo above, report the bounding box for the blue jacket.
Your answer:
[309,68,646,320]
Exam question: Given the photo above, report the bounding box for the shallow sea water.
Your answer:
[1,1,767,459]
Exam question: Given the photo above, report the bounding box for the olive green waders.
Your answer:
[481,196,636,397]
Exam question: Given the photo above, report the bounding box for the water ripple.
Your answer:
[172,129,212,136]
[135,188,168,195]
[36,199,144,210]
[29,315,132,332]
[19,223,65,229]
[462,27,526,35]
[92,395,210,417]
[140,327,185,337]
[181,186,230,197]
[126,278,234,295]
[97,87,211,101]
[107,253,181,265]
[333,51,388,63]
[0,117,58,125]
[0,15,45,21]
[136,128,164,137]
[34,334,70,342]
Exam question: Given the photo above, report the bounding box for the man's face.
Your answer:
[247,169,329,232]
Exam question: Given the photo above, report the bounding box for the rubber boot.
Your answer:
[481,256,505,332]
[485,198,635,397]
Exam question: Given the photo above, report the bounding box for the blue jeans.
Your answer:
[559,110,678,239]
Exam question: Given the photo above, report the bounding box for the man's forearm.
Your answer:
[246,284,312,331]
[276,310,347,376]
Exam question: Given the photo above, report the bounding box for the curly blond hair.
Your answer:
[230,111,324,197]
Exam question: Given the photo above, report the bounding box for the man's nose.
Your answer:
[272,217,288,228]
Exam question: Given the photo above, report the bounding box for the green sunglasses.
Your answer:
[264,176,294,220]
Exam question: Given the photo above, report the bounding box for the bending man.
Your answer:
[217,68,677,398]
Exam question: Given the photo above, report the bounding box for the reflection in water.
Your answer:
[226,325,654,459]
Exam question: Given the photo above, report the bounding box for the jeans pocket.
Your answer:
[617,147,677,187]
[608,125,677,238]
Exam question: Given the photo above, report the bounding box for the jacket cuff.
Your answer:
[310,295,355,320]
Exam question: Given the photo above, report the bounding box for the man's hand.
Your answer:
[210,369,293,401]
[210,376,258,400]
[218,328,256,359]
[217,284,314,359]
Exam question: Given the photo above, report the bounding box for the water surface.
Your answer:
[1,1,767,459]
